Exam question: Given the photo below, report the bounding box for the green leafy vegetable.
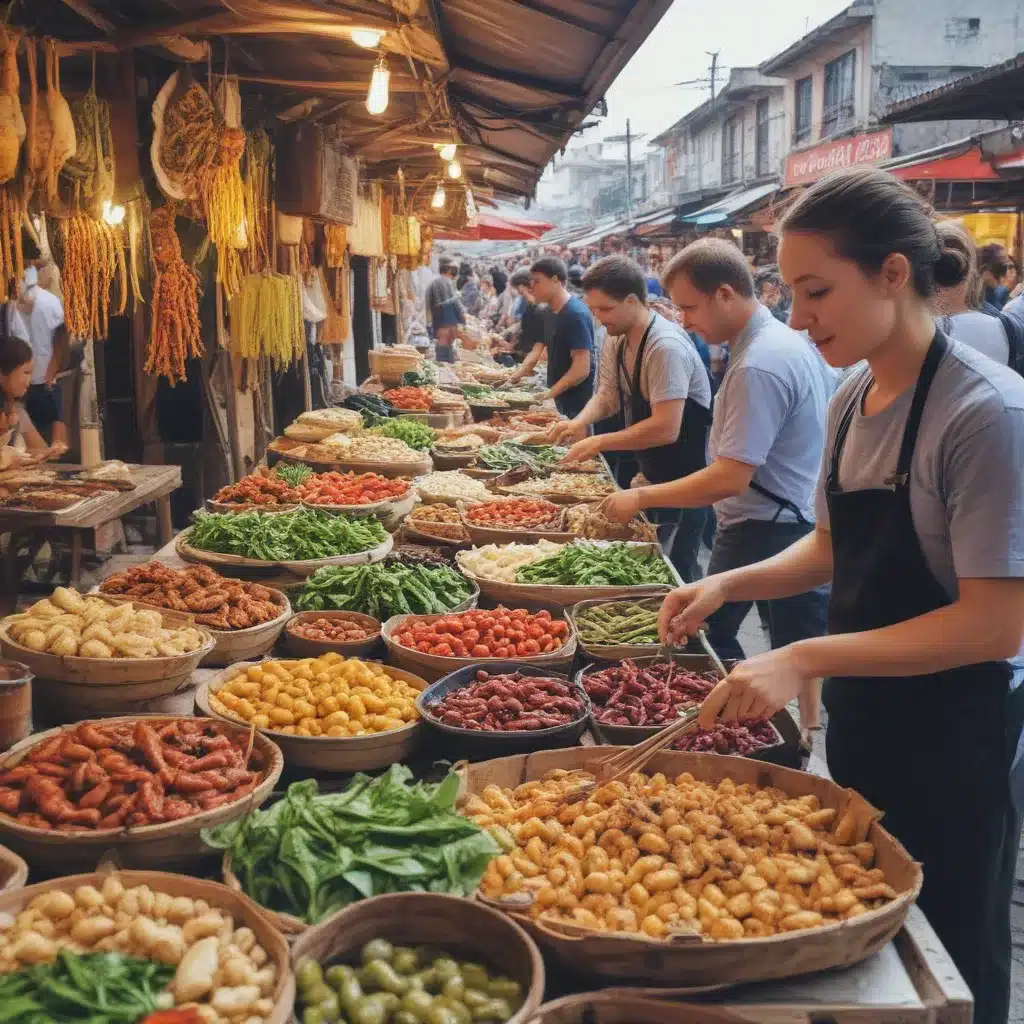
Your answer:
[516,541,673,587]
[273,462,313,487]
[188,506,388,561]
[369,417,437,451]
[203,768,500,924]
[294,561,472,617]
[475,442,568,472]
[402,366,437,386]
[0,950,174,1024]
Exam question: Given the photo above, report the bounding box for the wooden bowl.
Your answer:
[283,611,382,658]
[459,747,922,988]
[196,661,429,772]
[291,892,544,1024]
[0,870,294,1022]
[0,716,283,872]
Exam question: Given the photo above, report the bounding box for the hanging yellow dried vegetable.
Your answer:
[60,206,127,341]
[0,31,25,185]
[198,126,245,298]
[146,205,204,384]
[0,185,24,297]
[325,223,347,268]
[229,273,303,370]
[242,129,270,274]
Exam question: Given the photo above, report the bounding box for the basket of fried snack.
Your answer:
[403,503,471,546]
[0,590,214,716]
[100,562,291,667]
[564,503,659,542]
[461,747,921,988]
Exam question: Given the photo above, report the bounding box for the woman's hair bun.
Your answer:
[933,236,971,289]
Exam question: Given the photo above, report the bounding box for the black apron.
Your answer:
[823,331,1021,1024]
[615,317,710,485]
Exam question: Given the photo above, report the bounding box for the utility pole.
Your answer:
[625,118,633,226]
[707,50,720,100]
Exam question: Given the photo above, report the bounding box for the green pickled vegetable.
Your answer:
[575,597,664,645]
[474,442,567,473]
[369,418,437,452]
[188,506,388,561]
[294,562,472,618]
[517,541,673,587]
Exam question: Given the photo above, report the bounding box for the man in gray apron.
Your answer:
[550,255,711,582]
[600,239,830,667]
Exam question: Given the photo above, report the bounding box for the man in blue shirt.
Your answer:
[506,256,595,419]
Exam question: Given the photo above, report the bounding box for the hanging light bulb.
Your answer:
[350,28,383,48]
[366,55,390,115]
[439,143,458,162]
[431,184,446,209]
[446,159,462,180]
[101,200,126,227]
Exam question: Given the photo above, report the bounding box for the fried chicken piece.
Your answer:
[195,610,232,629]
[227,606,252,629]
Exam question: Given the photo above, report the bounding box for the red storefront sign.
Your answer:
[784,128,893,187]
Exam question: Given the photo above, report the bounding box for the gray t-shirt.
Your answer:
[939,311,1009,365]
[814,341,1024,608]
[595,312,711,423]
[710,304,831,528]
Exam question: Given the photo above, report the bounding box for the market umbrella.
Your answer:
[433,212,555,241]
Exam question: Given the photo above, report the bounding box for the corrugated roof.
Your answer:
[681,181,779,225]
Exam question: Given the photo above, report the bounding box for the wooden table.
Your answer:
[0,464,182,609]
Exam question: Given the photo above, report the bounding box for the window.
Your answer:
[755,98,771,177]
[946,17,980,39]
[793,76,812,145]
[822,49,856,137]
[722,116,741,183]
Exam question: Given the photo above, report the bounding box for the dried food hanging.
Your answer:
[36,39,75,201]
[229,272,303,369]
[0,30,25,184]
[61,69,115,216]
[199,125,245,298]
[242,128,271,274]
[145,205,204,384]
[325,223,346,268]
[0,184,24,297]
[158,73,218,190]
[60,201,127,340]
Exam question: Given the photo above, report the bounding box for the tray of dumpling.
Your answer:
[0,589,214,702]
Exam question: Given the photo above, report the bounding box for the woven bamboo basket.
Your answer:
[382,611,578,682]
[430,447,481,470]
[460,508,572,547]
[273,446,433,480]
[300,488,416,531]
[0,870,294,1022]
[459,747,922,988]
[290,892,545,1024]
[175,528,393,579]
[283,611,382,659]
[566,591,671,662]
[201,596,292,668]
[456,543,682,613]
[0,843,27,891]
[491,483,618,505]
[206,500,301,514]
[196,662,429,771]
[0,716,283,872]
[369,348,421,384]
[401,514,472,547]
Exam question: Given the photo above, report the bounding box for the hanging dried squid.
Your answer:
[145,205,204,384]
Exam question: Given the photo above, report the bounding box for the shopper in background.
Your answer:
[551,255,712,582]
[505,268,554,365]
[460,270,483,316]
[645,253,664,298]
[932,221,1017,366]
[425,259,463,362]
[600,238,830,688]
[661,166,1024,1024]
[979,242,1012,310]
[754,266,791,323]
[505,256,595,418]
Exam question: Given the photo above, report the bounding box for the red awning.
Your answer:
[434,212,555,241]
[889,146,999,181]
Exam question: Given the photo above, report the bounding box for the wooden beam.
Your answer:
[58,0,209,60]
[233,73,423,94]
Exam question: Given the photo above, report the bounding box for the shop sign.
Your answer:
[784,128,893,187]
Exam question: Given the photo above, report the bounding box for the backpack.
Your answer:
[996,311,1024,377]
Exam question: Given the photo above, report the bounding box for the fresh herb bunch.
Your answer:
[188,506,388,561]
[294,561,471,617]
[202,768,499,924]
[0,950,174,1024]
[369,417,437,451]
[272,462,312,488]
[516,541,673,587]
[475,442,568,473]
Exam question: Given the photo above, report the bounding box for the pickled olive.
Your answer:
[486,979,522,1002]
[327,964,357,989]
[472,999,513,1022]
[338,976,365,1012]
[459,964,490,991]
[304,1009,326,1024]
[364,959,410,994]
[297,958,325,992]
[394,1014,420,1024]
[432,957,460,983]
[442,975,466,1000]
[425,1006,460,1024]
[392,947,420,975]
[462,990,490,1010]
[318,992,342,1022]
[369,992,402,1014]
[414,968,439,992]
[362,939,396,964]
[402,990,435,1017]
[349,997,388,1024]
[308,983,336,1007]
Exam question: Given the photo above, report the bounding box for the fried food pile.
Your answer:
[100,562,285,631]
[0,718,266,830]
[466,768,899,941]
[5,589,207,659]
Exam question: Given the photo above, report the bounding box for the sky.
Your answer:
[584,0,851,149]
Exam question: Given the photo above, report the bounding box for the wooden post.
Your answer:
[215,279,246,482]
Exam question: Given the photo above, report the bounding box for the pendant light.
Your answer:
[351,28,383,48]
[446,159,462,180]
[439,143,458,162]
[366,55,390,114]
[431,184,446,209]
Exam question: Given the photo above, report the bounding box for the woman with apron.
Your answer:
[659,166,1024,1024]
[548,255,712,581]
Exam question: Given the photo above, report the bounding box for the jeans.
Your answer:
[706,518,829,661]
[651,508,708,584]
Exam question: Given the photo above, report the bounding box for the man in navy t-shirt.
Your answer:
[506,256,594,418]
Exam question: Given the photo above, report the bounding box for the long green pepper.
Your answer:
[517,542,673,587]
